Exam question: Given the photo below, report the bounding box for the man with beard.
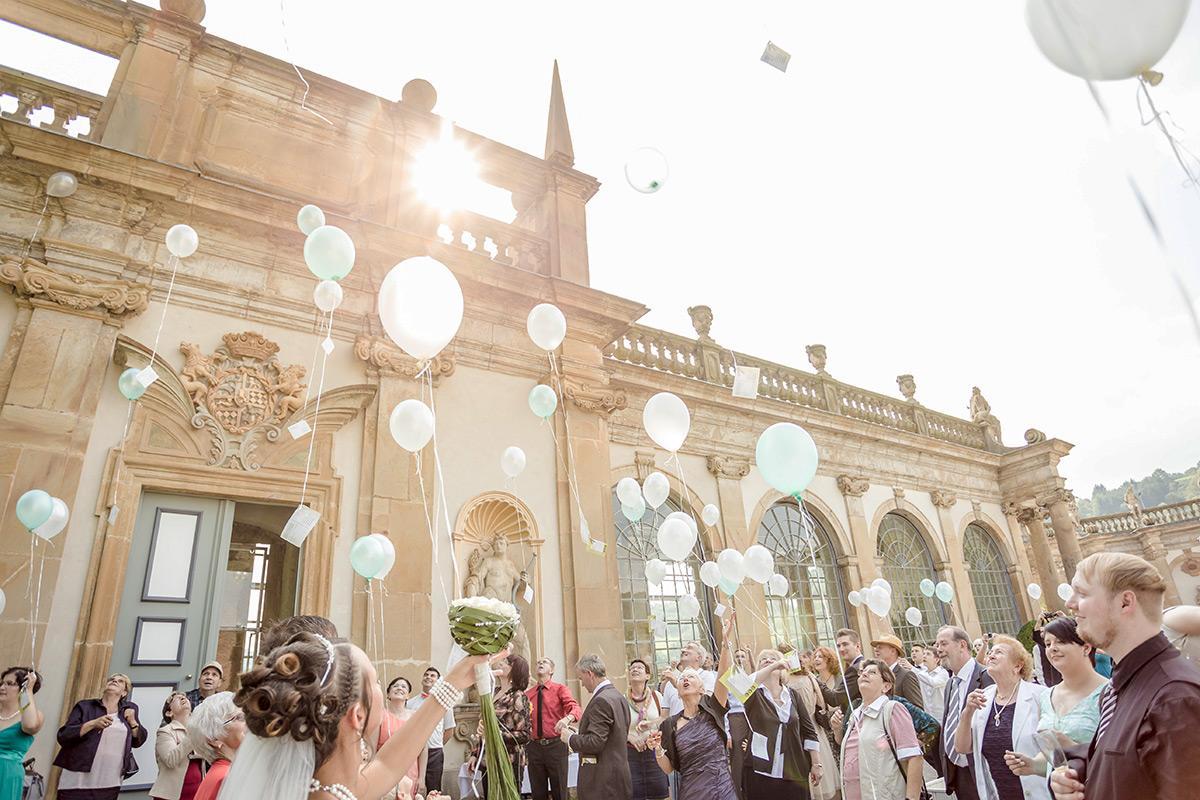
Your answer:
[1050,553,1200,800]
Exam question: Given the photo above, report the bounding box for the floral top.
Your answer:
[471,687,532,773]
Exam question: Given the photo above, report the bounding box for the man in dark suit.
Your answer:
[835,628,867,709]
[871,634,925,710]
[934,625,993,800]
[564,654,632,800]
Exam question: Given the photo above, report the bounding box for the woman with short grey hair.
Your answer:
[186,692,245,800]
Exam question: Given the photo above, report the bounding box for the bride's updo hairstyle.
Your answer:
[234,633,368,767]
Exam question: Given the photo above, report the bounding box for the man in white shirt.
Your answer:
[934,626,993,800]
[406,666,456,793]
[658,641,716,715]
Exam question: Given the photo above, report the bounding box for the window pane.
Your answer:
[963,524,1022,636]
[144,512,198,600]
[877,513,947,644]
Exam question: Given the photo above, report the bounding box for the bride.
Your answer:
[218,632,488,800]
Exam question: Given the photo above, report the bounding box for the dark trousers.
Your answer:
[742,769,809,800]
[527,738,569,800]
[426,746,445,793]
[947,764,982,800]
[727,711,751,800]
[924,747,944,779]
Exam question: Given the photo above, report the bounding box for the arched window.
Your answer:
[757,501,848,648]
[613,489,715,670]
[963,523,1022,636]
[877,513,947,644]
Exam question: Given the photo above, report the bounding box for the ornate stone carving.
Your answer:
[354,334,455,381]
[892,486,906,504]
[1015,505,1044,526]
[1024,428,1047,444]
[687,305,713,342]
[969,387,1003,445]
[1123,484,1144,520]
[930,490,957,509]
[837,475,868,497]
[707,455,750,480]
[897,374,917,403]
[560,378,628,417]
[634,450,657,481]
[970,499,982,520]
[806,344,828,376]
[0,257,149,319]
[180,332,306,469]
[1180,554,1200,578]
[1141,534,1166,563]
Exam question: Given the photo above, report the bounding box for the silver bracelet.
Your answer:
[430,678,462,712]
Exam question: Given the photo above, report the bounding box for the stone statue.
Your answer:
[806,344,828,376]
[896,374,917,403]
[687,305,714,341]
[1123,484,1143,520]
[969,387,1002,445]
[464,535,531,662]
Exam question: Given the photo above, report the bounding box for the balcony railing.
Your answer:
[437,211,550,275]
[1080,498,1200,535]
[605,324,990,450]
[0,66,103,139]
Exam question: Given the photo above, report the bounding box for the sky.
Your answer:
[2,1,1198,498]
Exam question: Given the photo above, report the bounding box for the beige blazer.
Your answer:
[148,720,193,799]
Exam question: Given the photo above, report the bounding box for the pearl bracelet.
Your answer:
[430,677,462,711]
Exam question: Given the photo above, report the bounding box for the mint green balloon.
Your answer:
[919,578,936,598]
[755,422,819,496]
[350,535,387,579]
[16,489,53,530]
[719,577,739,596]
[303,225,356,281]
[118,367,146,400]
[529,385,558,419]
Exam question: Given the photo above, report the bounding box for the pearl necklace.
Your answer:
[0,710,19,721]
[308,779,357,800]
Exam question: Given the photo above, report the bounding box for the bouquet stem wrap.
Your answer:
[450,597,521,800]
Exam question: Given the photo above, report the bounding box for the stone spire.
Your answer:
[544,60,575,167]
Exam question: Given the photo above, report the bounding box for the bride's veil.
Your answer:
[217,729,317,800]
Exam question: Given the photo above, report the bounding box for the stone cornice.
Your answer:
[0,256,149,320]
[542,373,627,418]
[930,490,957,509]
[354,335,455,382]
[706,455,750,480]
[837,475,869,497]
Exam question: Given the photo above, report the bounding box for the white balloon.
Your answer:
[389,399,434,452]
[664,511,700,540]
[1025,0,1191,81]
[743,544,775,584]
[904,606,923,626]
[1027,582,1043,600]
[313,279,343,313]
[767,573,789,598]
[297,204,326,235]
[0,587,5,616]
[717,548,745,585]
[699,561,721,588]
[371,533,396,579]
[32,497,69,540]
[847,590,863,608]
[46,171,77,198]
[622,497,647,523]
[642,472,670,508]
[679,594,701,620]
[657,518,695,562]
[379,256,464,360]
[871,578,893,596]
[526,303,567,351]
[642,392,690,452]
[616,477,642,507]
[866,586,892,618]
[1056,582,1073,602]
[165,224,199,258]
[935,581,955,604]
[701,503,720,527]
[500,446,526,478]
[645,558,668,586]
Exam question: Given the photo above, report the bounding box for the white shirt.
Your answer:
[661,669,717,716]
[943,659,978,767]
[914,665,948,721]
[750,685,821,779]
[592,679,613,694]
[407,693,456,750]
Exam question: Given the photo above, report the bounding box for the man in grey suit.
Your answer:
[871,634,925,709]
[934,625,993,800]
[562,654,632,800]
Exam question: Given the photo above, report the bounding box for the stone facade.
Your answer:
[0,0,1102,791]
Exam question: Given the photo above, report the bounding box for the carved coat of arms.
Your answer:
[180,332,306,470]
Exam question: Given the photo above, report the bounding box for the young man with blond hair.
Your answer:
[1051,552,1200,800]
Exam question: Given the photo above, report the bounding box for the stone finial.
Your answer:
[896,374,917,403]
[1024,428,1047,444]
[400,79,438,113]
[687,305,714,342]
[160,0,206,24]
[806,344,828,376]
[544,60,574,167]
[837,475,868,497]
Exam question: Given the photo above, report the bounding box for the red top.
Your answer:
[192,758,230,800]
[525,680,582,739]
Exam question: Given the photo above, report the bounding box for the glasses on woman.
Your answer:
[222,712,245,727]
[0,679,20,688]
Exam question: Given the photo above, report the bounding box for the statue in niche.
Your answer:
[969,387,1003,445]
[464,534,531,663]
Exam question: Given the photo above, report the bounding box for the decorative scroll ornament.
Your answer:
[0,257,149,318]
[180,332,306,469]
[836,475,869,497]
[930,490,957,509]
[540,373,627,417]
[1024,428,1047,445]
[354,334,455,381]
[706,455,750,480]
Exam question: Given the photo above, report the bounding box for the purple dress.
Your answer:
[675,715,737,800]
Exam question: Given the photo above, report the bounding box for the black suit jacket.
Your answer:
[891,662,925,710]
[569,683,632,800]
[940,660,993,795]
[840,656,865,709]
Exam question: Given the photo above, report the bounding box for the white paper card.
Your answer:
[787,651,802,671]
[288,419,312,439]
[280,504,320,546]
[523,584,534,604]
[321,337,334,355]
[714,603,727,617]
[727,669,755,698]
[587,539,605,554]
[751,731,769,760]
[732,365,760,399]
[135,365,159,388]
[107,505,119,524]
[761,41,791,72]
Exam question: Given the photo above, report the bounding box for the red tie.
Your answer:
[537,684,546,739]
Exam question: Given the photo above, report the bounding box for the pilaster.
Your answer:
[931,490,981,637]
[1012,503,1066,612]
[837,475,886,638]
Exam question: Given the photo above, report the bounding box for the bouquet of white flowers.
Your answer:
[449,597,521,800]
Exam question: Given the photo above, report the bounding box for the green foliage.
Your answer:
[1077,461,1200,517]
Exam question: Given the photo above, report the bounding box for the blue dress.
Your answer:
[0,722,34,800]
[1036,682,1106,746]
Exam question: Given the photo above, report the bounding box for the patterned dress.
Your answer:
[471,687,532,783]
[675,714,737,800]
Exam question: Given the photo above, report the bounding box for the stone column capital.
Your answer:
[633,450,657,482]
[0,256,149,322]
[550,374,628,418]
[1015,505,1047,527]
[354,335,455,383]
[930,490,957,509]
[837,475,869,497]
[1038,488,1075,508]
[707,455,750,480]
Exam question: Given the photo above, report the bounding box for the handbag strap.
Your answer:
[880,701,929,798]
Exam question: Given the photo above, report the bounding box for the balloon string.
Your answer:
[278,0,334,127]
[426,369,461,597]
[379,582,389,684]
[29,541,46,672]
[106,397,137,517]
[146,253,181,370]
[415,448,451,610]
[297,310,326,412]
[367,578,375,663]
[547,354,592,543]
[19,196,50,261]
[298,309,333,506]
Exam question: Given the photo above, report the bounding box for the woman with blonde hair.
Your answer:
[55,673,147,799]
[952,635,1049,800]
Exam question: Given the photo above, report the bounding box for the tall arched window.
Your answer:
[613,490,715,669]
[757,501,848,648]
[877,513,947,644]
[963,523,1022,636]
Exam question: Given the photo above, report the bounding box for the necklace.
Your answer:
[309,779,358,800]
[993,686,1017,727]
[0,709,18,721]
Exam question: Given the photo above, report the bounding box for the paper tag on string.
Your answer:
[280,504,320,546]
[714,603,727,618]
[751,731,769,760]
[720,666,757,702]
[761,41,791,72]
[523,584,534,604]
[288,420,311,439]
[587,539,606,554]
[135,365,159,388]
[321,337,334,355]
[580,515,591,542]
[732,366,760,399]
[107,505,119,524]
[787,651,803,673]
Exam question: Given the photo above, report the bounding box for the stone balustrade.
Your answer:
[605,324,991,450]
[436,210,550,275]
[0,67,103,139]
[1081,498,1200,535]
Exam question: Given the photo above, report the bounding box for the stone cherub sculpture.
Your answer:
[464,534,531,663]
[969,387,1003,445]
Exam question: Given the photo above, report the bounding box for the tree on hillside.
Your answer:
[1077,460,1200,518]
